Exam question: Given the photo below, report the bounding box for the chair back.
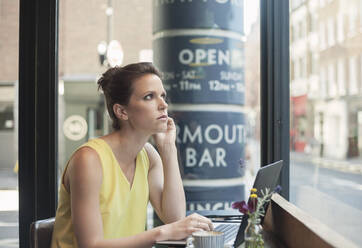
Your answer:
[30,217,55,248]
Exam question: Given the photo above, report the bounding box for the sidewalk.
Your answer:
[291,151,362,175]
[0,169,17,190]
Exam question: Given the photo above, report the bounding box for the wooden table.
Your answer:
[170,194,358,248]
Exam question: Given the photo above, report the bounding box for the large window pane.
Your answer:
[0,0,19,247]
[290,0,362,245]
[58,0,261,230]
[1,0,261,245]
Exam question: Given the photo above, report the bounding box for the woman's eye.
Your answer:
[144,94,153,100]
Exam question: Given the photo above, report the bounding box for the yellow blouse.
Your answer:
[51,138,150,247]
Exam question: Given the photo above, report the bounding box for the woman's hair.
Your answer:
[97,62,162,130]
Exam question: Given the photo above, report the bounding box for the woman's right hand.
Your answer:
[159,213,214,241]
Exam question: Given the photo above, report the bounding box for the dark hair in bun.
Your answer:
[97,62,162,130]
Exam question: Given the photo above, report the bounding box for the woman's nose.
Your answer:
[159,97,168,109]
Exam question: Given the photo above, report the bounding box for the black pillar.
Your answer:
[260,0,290,200]
[18,0,59,246]
[153,0,246,211]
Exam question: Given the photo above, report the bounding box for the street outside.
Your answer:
[0,169,18,248]
[290,152,362,246]
[1,152,362,247]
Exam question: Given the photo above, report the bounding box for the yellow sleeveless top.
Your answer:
[51,138,150,248]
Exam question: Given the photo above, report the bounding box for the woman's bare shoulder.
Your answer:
[65,146,103,189]
[71,146,100,163]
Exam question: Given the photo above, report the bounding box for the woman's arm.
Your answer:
[147,117,186,223]
[146,142,186,223]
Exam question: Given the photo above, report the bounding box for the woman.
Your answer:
[51,62,213,248]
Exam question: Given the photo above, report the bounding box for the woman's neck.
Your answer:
[102,127,150,166]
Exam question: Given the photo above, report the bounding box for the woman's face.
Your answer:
[124,73,168,133]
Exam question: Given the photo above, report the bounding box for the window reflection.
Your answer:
[290,0,362,245]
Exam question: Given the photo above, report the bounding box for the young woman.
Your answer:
[51,62,213,248]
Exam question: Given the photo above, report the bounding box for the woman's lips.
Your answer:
[157,115,168,120]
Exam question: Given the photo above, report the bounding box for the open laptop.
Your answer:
[156,160,283,247]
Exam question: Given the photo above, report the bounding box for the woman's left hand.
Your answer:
[153,117,176,151]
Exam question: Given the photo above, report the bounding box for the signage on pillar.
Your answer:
[185,184,245,211]
[154,36,245,104]
[173,111,246,179]
[153,0,244,34]
[152,0,246,212]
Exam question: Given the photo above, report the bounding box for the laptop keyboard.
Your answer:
[215,224,239,243]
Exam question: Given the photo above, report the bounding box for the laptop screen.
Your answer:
[233,160,283,247]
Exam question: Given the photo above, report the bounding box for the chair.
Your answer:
[30,217,55,248]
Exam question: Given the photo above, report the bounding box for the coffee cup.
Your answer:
[186,230,225,248]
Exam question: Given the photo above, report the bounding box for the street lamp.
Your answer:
[96,40,124,68]
[97,41,107,66]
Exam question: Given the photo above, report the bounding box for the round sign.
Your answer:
[63,115,88,141]
[107,40,124,67]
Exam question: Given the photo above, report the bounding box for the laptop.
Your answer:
[156,160,283,247]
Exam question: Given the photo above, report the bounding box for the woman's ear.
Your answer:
[113,104,128,120]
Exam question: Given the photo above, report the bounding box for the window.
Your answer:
[327,17,335,47]
[319,21,326,49]
[295,22,299,40]
[348,7,358,35]
[0,1,19,247]
[301,57,307,78]
[349,56,358,95]
[294,58,301,78]
[337,58,346,96]
[311,52,318,75]
[290,1,362,245]
[56,0,262,222]
[319,66,327,98]
[328,63,337,97]
[337,13,344,43]
[298,22,303,39]
[309,13,318,33]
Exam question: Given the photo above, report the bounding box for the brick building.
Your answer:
[0,0,153,169]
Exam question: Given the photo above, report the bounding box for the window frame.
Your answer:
[18,0,290,247]
[260,0,290,199]
[18,0,58,247]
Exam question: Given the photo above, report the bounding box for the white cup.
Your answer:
[186,230,225,248]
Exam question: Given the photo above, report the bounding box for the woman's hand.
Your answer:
[153,117,176,151]
[159,213,214,241]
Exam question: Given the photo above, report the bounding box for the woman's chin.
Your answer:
[155,124,168,133]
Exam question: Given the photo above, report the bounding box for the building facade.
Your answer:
[290,0,362,159]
